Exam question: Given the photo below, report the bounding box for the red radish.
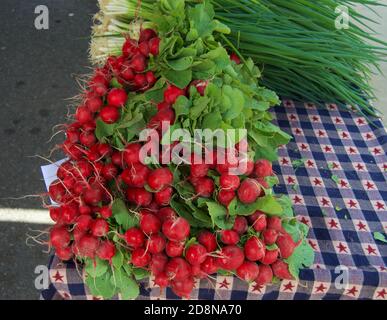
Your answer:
[76,215,92,231]
[99,206,112,219]
[237,178,261,204]
[107,88,127,107]
[140,213,161,234]
[200,256,218,275]
[79,205,91,216]
[120,64,135,81]
[61,205,78,224]
[165,241,185,257]
[149,253,168,275]
[50,226,71,248]
[154,272,169,288]
[145,71,156,87]
[49,181,66,203]
[171,277,195,299]
[262,229,278,245]
[63,143,83,161]
[236,261,259,282]
[73,226,85,242]
[271,260,293,280]
[255,264,273,285]
[112,151,124,167]
[138,41,150,56]
[165,257,191,281]
[124,143,142,165]
[121,163,150,188]
[244,236,265,261]
[157,101,170,111]
[91,218,109,237]
[198,231,217,252]
[155,186,173,206]
[66,127,80,143]
[220,230,240,245]
[139,28,157,42]
[233,216,248,234]
[100,106,120,124]
[194,177,214,198]
[134,73,147,88]
[191,264,204,278]
[97,143,112,157]
[147,234,166,254]
[236,158,254,176]
[261,248,279,265]
[220,174,240,191]
[127,188,153,207]
[76,160,93,178]
[78,235,99,258]
[62,175,75,189]
[276,233,296,259]
[49,207,61,222]
[130,53,146,73]
[250,211,267,232]
[164,85,185,104]
[162,218,190,242]
[230,53,241,64]
[267,216,283,232]
[217,189,235,206]
[157,207,177,222]
[82,120,96,132]
[96,240,116,262]
[56,246,73,261]
[131,248,151,267]
[101,163,118,181]
[124,227,145,248]
[122,38,137,57]
[83,187,103,206]
[217,245,245,271]
[191,80,208,96]
[75,106,93,124]
[149,37,160,56]
[79,131,96,147]
[147,168,173,191]
[185,244,207,265]
[254,159,273,178]
[86,97,103,112]
[93,83,108,97]
[190,163,209,178]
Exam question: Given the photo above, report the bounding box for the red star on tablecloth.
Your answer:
[283,282,295,292]
[356,118,366,125]
[92,296,101,300]
[313,178,323,186]
[328,219,339,229]
[285,100,293,107]
[219,278,230,289]
[293,195,303,204]
[335,117,343,124]
[337,242,348,253]
[281,158,290,165]
[317,130,325,137]
[347,147,357,154]
[341,132,349,139]
[356,221,367,231]
[306,160,314,167]
[382,164,387,171]
[321,198,330,207]
[339,180,349,188]
[376,289,387,299]
[331,162,339,169]
[53,271,64,282]
[364,181,375,190]
[294,128,302,135]
[300,143,308,151]
[300,216,309,225]
[372,147,382,155]
[287,176,296,184]
[375,201,385,210]
[380,266,387,272]
[355,163,365,171]
[315,283,327,293]
[366,245,377,255]
[308,240,317,250]
[364,133,374,140]
[312,116,320,122]
[252,283,264,293]
[323,145,332,153]
[346,286,358,296]
[329,104,337,110]
[289,114,297,120]
[306,103,315,108]
[347,199,358,208]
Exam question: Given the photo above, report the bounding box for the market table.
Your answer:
[41,100,387,300]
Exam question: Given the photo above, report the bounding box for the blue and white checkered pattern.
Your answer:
[41,100,387,300]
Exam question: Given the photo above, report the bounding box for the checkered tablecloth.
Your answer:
[41,100,387,300]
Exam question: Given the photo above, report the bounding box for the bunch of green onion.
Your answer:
[91,0,387,116]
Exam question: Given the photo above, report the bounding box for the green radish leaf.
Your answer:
[144,78,166,103]
[276,195,294,218]
[112,249,124,269]
[85,272,117,299]
[373,232,387,243]
[163,69,192,89]
[173,95,191,119]
[132,268,150,280]
[170,199,202,227]
[112,198,137,230]
[85,257,109,278]
[110,267,132,288]
[120,277,140,300]
[110,77,123,88]
[205,201,235,229]
[286,240,315,279]
[166,56,194,71]
[95,118,115,141]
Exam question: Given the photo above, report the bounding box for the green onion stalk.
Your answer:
[90,0,387,117]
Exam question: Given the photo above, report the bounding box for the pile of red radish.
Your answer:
[45,28,308,300]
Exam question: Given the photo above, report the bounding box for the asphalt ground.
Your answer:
[0,0,97,299]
